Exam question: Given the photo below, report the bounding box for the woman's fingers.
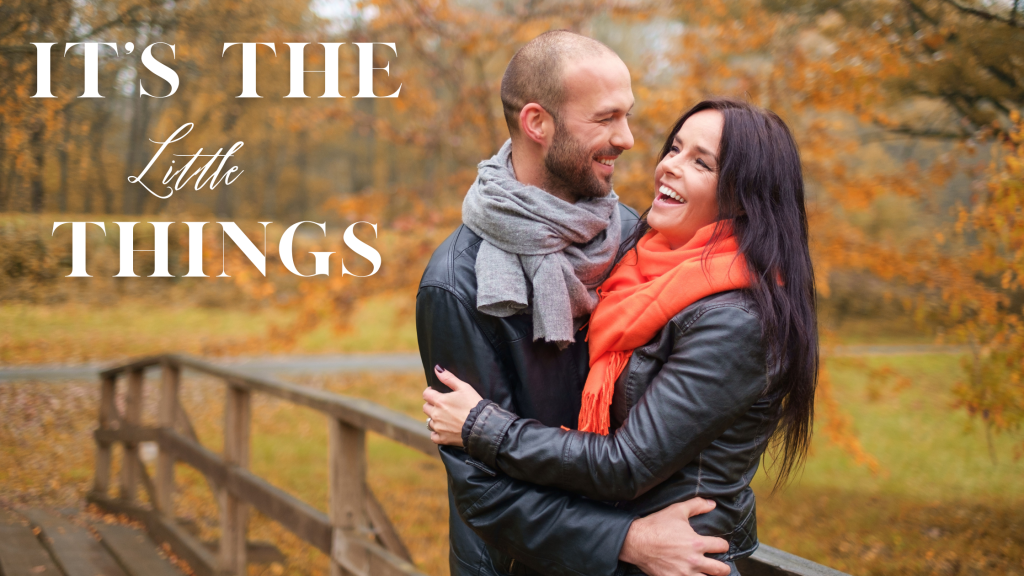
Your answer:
[434,365,467,391]
[423,386,443,404]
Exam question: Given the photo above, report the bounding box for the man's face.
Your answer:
[542,54,635,202]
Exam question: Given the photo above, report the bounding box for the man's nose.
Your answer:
[611,117,634,151]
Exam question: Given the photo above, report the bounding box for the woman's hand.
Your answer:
[423,366,484,447]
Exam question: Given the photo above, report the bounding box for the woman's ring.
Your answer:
[426,417,434,432]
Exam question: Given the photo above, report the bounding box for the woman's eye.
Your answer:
[696,158,711,170]
[670,145,681,153]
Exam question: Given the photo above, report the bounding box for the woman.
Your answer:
[423,98,818,574]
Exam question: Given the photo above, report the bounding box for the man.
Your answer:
[416,31,731,576]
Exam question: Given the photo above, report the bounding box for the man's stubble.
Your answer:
[543,117,618,202]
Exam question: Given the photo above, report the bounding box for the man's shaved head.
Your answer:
[501,30,618,137]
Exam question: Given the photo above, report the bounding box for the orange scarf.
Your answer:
[578,222,751,435]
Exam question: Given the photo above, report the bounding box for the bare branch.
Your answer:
[869,122,970,141]
[937,0,1024,29]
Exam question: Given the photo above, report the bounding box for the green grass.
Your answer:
[751,354,1023,575]
[772,354,1023,499]
[0,296,417,365]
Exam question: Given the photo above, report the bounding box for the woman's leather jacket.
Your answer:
[461,289,781,567]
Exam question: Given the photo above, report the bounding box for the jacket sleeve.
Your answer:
[417,285,636,576]
[464,304,769,502]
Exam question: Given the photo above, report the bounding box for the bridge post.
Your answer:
[218,384,251,574]
[93,374,117,496]
[156,361,180,513]
[329,419,369,576]
[119,368,144,503]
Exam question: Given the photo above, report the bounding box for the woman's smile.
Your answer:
[655,183,686,204]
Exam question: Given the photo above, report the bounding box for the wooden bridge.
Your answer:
[0,354,848,576]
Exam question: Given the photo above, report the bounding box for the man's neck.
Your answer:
[510,141,578,204]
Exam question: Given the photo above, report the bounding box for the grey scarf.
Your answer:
[462,140,621,348]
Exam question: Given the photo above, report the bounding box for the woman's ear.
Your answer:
[519,103,555,147]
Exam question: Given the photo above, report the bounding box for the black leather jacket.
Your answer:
[463,290,779,570]
[417,203,641,576]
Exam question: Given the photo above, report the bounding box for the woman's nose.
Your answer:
[660,155,684,178]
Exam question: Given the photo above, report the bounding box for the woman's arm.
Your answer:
[428,303,770,502]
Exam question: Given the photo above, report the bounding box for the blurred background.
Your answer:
[1,0,1022,575]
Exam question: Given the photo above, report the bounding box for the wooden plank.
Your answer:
[120,369,144,503]
[0,508,62,576]
[226,463,334,553]
[100,355,164,379]
[94,374,118,497]
[330,533,427,576]
[87,493,218,576]
[366,487,413,563]
[218,385,251,574]
[95,425,159,445]
[170,355,437,457]
[736,544,850,576]
[23,509,129,576]
[158,428,333,553]
[93,522,183,576]
[201,541,285,564]
[174,404,222,495]
[134,451,159,507]
[156,362,180,513]
[329,419,369,576]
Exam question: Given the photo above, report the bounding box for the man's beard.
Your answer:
[543,118,617,202]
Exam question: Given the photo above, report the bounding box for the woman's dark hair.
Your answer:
[619,98,818,488]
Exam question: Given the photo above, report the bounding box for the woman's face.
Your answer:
[648,109,723,249]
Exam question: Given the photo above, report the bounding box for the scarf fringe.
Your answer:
[578,350,632,435]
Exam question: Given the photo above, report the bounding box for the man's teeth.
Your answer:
[659,185,685,203]
[597,158,614,166]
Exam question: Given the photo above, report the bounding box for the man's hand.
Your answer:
[619,498,731,576]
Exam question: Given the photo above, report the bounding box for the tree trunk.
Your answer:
[30,125,46,213]
[0,121,8,211]
[89,102,114,214]
[261,132,285,218]
[57,113,72,213]
[122,90,152,214]
[294,129,309,218]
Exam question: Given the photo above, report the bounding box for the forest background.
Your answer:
[1,0,1023,575]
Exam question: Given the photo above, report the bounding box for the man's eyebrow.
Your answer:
[593,102,635,118]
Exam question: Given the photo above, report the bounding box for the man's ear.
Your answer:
[519,103,554,147]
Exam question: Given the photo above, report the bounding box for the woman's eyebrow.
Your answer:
[696,145,719,162]
[675,135,719,162]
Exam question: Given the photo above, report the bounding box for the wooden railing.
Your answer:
[88,353,848,576]
[89,353,430,576]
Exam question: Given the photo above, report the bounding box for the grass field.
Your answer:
[2,300,1023,575]
[0,296,418,365]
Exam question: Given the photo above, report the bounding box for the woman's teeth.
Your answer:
[597,158,614,166]
[659,185,685,203]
